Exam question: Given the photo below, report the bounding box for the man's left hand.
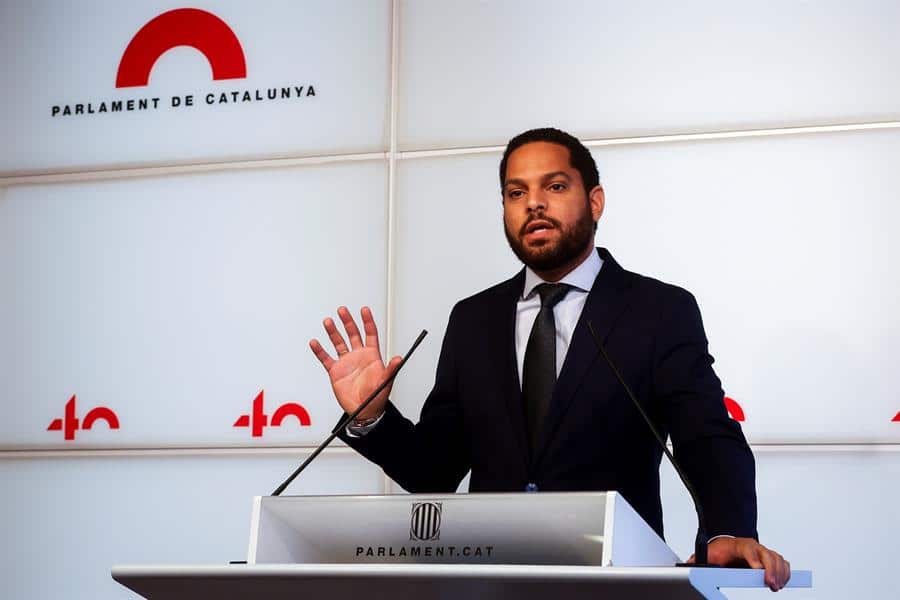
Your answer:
[689,537,791,591]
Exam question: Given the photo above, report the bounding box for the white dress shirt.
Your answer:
[515,249,603,387]
[350,251,602,437]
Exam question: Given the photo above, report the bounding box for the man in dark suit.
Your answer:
[310,128,791,591]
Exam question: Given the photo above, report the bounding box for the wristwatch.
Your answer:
[346,412,385,436]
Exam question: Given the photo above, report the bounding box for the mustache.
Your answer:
[519,213,561,236]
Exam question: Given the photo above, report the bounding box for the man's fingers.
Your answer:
[324,317,350,355]
[714,538,790,592]
[361,306,381,350]
[772,553,790,590]
[744,546,764,570]
[309,338,335,370]
[757,548,778,591]
[754,546,790,592]
[338,306,364,349]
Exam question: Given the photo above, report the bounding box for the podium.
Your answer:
[112,492,811,599]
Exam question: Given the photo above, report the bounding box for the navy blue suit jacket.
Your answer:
[340,248,757,540]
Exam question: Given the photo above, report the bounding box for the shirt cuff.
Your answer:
[707,534,736,544]
[345,412,385,437]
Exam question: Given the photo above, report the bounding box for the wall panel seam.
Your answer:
[2,442,899,460]
[0,445,360,459]
[4,120,900,187]
[382,0,402,496]
[397,121,900,159]
[0,151,389,186]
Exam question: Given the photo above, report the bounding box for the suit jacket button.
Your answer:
[525,482,538,492]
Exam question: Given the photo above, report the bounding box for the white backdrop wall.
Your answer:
[2,1,899,599]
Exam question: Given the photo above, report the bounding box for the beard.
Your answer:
[504,206,596,272]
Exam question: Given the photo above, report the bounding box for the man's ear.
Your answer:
[589,185,605,223]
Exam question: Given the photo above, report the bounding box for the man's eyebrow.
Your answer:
[542,171,571,182]
[504,171,572,189]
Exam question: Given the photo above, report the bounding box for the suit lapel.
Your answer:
[490,270,531,469]
[533,248,635,467]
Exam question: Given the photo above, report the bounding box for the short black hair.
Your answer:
[499,127,600,194]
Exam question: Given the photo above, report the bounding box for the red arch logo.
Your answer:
[116,8,247,88]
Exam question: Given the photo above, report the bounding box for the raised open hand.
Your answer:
[309,306,402,421]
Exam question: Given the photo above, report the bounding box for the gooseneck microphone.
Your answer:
[586,321,711,567]
[271,329,428,496]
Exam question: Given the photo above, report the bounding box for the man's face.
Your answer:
[502,141,604,275]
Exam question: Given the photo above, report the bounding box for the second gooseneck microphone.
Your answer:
[586,321,712,567]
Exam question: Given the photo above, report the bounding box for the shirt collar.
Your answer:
[521,248,603,300]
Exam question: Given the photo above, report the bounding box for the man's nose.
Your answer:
[526,190,547,211]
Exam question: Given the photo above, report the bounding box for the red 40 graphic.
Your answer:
[723,396,745,422]
[47,395,120,441]
[722,398,900,424]
[233,390,311,437]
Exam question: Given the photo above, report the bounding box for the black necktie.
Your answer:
[522,283,571,453]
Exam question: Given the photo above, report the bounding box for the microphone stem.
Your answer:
[586,321,709,566]
[270,329,428,496]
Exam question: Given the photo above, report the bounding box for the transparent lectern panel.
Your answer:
[661,448,900,600]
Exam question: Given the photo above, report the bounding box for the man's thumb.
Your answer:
[387,355,404,374]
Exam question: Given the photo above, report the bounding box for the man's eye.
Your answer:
[507,189,524,199]
[549,182,567,191]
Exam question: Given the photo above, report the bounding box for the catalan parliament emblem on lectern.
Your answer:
[410,502,442,541]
